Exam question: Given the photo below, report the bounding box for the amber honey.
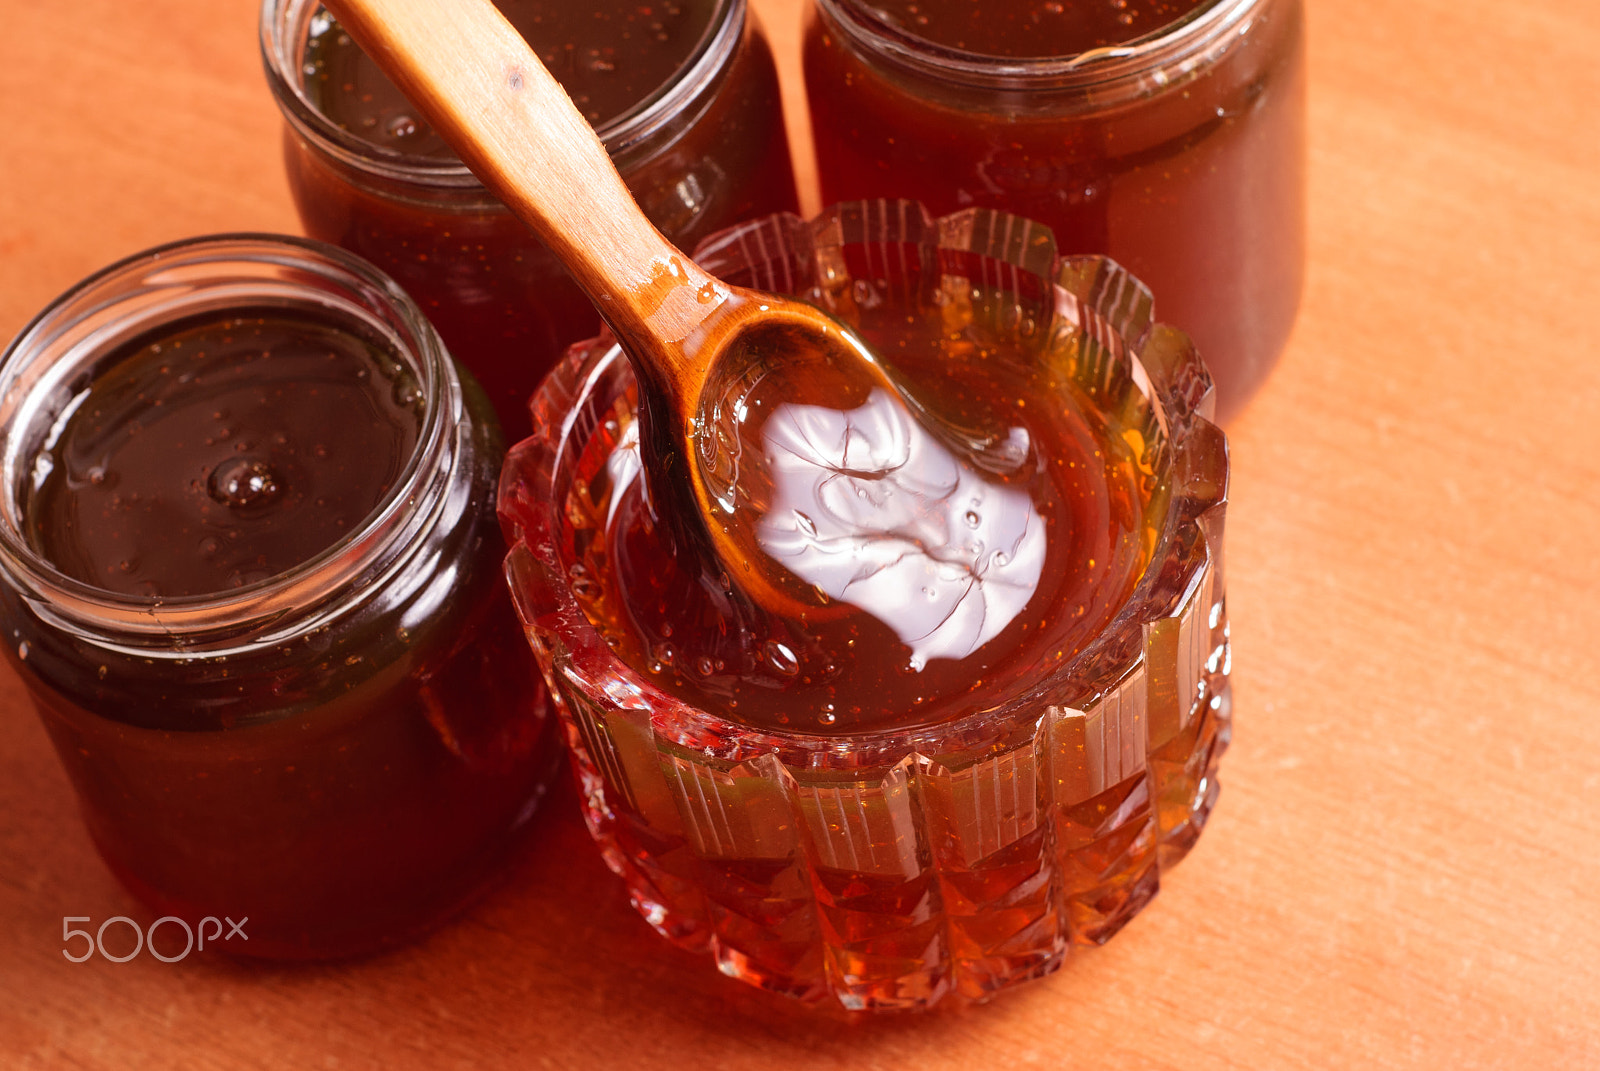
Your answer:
[263,0,799,441]
[500,202,1231,1008]
[803,0,1305,423]
[0,237,557,959]
[568,293,1155,735]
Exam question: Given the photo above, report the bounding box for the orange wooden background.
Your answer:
[2,0,1598,1066]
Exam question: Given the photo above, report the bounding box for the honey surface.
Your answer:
[24,311,422,597]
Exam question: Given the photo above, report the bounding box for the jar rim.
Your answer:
[0,233,459,649]
[259,0,746,189]
[816,0,1262,93]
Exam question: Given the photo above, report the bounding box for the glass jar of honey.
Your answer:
[0,235,557,959]
[261,0,801,442]
[499,202,1231,1009]
[802,0,1305,423]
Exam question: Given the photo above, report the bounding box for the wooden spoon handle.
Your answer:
[319,0,718,370]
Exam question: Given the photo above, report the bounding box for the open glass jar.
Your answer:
[261,0,800,442]
[498,202,1232,1009]
[803,0,1305,424]
[0,235,557,959]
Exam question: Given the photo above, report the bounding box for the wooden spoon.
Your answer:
[319,0,900,613]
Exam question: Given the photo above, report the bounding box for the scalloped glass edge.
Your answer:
[498,200,1231,1010]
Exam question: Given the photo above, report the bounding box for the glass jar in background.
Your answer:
[802,0,1305,424]
[498,202,1232,1009]
[261,0,800,443]
[0,235,557,959]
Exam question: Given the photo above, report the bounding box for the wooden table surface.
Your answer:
[2,0,1597,1066]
